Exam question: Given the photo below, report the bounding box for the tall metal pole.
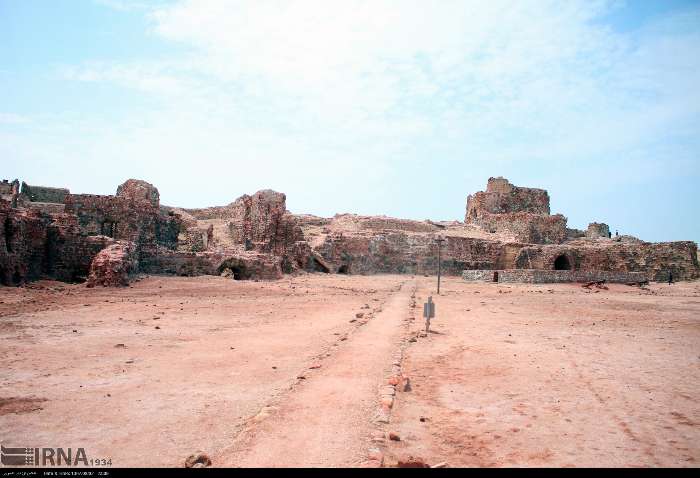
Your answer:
[436,237,445,294]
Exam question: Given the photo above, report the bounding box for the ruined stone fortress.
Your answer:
[1,176,698,287]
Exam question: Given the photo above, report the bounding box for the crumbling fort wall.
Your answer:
[513,241,699,281]
[462,269,649,284]
[586,222,610,239]
[466,177,550,218]
[314,232,505,275]
[21,182,69,204]
[64,193,180,250]
[1,175,698,286]
[465,178,567,244]
[0,200,117,285]
[0,201,47,285]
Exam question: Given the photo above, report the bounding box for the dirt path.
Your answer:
[217,278,415,467]
[0,275,406,467]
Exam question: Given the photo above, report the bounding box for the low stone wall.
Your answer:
[462,269,649,284]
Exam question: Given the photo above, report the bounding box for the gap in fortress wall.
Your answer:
[1,176,698,287]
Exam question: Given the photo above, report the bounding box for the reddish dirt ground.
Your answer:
[1,274,698,467]
[387,278,700,468]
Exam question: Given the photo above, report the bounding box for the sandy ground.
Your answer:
[1,274,699,467]
[387,278,700,467]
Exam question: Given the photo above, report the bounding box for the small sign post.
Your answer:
[423,296,435,334]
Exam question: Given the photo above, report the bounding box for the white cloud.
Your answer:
[37,0,700,221]
[0,113,30,125]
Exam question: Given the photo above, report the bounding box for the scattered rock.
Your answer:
[396,456,429,468]
[184,452,211,468]
[389,431,400,441]
[356,312,364,318]
[367,448,383,463]
[309,363,321,369]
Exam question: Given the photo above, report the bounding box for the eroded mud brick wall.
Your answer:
[20,182,70,204]
[0,201,47,285]
[45,213,117,282]
[0,200,118,285]
[586,222,610,239]
[465,177,551,218]
[314,233,506,275]
[0,179,20,203]
[182,189,309,271]
[514,241,700,281]
[64,195,180,251]
[465,177,567,244]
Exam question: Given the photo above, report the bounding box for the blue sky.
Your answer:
[1,0,699,243]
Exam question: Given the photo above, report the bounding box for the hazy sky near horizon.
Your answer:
[1,0,699,243]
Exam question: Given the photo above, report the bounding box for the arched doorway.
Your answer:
[337,264,349,274]
[309,257,329,273]
[12,267,22,286]
[218,259,250,280]
[554,254,571,271]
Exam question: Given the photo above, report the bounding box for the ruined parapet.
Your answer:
[116,179,160,208]
[586,222,610,239]
[464,178,566,244]
[0,179,20,205]
[65,189,181,251]
[466,177,550,220]
[86,241,138,287]
[20,182,69,204]
[330,214,440,234]
[473,212,568,244]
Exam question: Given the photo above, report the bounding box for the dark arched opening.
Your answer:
[218,259,250,280]
[310,257,329,273]
[12,267,22,286]
[338,264,349,274]
[0,265,7,286]
[554,254,571,271]
[4,218,13,253]
[230,266,244,280]
[493,271,499,282]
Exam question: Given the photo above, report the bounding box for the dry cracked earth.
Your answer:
[1,275,699,467]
